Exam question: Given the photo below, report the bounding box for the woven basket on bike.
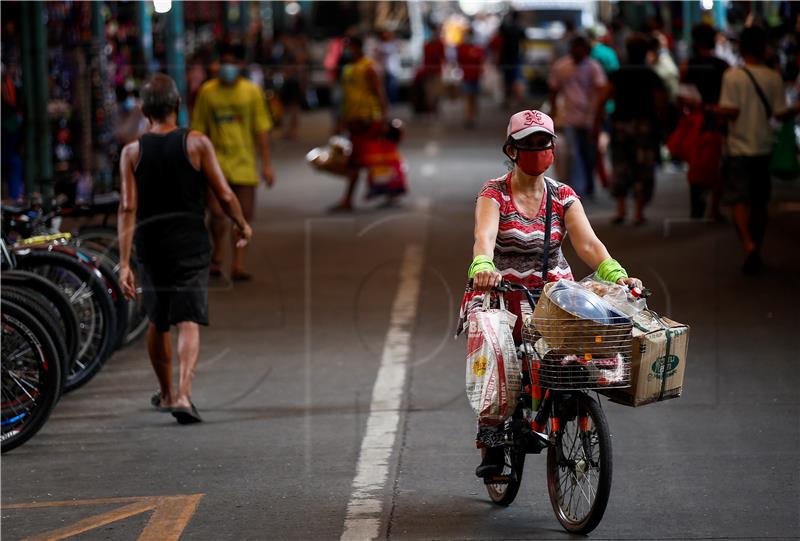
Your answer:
[526,281,633,391]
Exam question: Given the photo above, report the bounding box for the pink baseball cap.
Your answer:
[507,110,556,140]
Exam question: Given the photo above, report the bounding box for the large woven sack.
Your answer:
[465,293,520,425]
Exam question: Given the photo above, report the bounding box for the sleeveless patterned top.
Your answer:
[457,174,580,335]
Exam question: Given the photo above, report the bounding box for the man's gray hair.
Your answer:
[141,73,180,120]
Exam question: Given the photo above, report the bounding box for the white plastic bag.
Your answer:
[465,293,520,425]
[579,273,647,318]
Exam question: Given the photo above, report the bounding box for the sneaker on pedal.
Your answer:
[475,446,505,479]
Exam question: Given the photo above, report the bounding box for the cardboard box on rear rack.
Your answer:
[599,310,690,407]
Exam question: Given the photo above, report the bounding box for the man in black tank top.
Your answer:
[117,74,253,424]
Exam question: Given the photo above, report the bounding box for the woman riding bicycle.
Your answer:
[460,109,642,479]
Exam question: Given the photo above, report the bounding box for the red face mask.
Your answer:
[516,148,554,176]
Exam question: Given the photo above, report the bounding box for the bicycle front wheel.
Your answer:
[546,393,611,535]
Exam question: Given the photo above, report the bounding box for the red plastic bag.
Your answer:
[687,129,723,188]
[667,110,703,163]
[362,139,408,198]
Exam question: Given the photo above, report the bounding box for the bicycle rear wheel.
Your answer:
[1,287,69,384]
[483,444,526,506]
[77,246,129,350]
[546,392,611,535]
[2,270,80,367]
[1,299,63,452]
[76,232,148,346]
[15,250,117,392]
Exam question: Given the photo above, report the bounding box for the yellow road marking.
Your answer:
[6,494,204,541]
[138,495,204,541]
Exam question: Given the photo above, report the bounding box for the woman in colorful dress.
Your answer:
[461,109,642,478]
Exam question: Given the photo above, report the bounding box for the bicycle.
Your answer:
[3,236,118,393]
[1,293,64,453]
[475,280,637,535]
[3,197,149,347]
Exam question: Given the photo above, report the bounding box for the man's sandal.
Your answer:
[171,402,203,424]
[150,392,172,413]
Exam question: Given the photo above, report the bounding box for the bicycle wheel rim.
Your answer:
[15,250,117,391]
[35,264,103,370]
[1,307,60,451]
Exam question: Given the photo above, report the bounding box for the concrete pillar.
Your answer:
[29,1,53,198]
[166,0,188,126]
[20,2,37,195]
[714,1,728,30]
[138,0,155,74]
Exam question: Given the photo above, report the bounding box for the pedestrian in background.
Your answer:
[1,60,24,203]
[497,10,525,108]
[419,24,446,115]
[274,31,308,140]
[597,33,667,225]
[549,35,607,198]
[457,27,485,129]
[716,26,797,274]
[118,74,252,424]
[332,36,388,212]
[588,27,619,189]
[376,29,402,105]
[191,43,274,282]
[680,23,729,220]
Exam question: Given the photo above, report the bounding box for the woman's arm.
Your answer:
[565,200,641,287]
[565,199,611,269]
[472,197,503,291]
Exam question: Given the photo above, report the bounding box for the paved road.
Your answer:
[3,102,799,541]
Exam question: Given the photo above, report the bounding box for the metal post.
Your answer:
[32,1,53,195]
[166,0,188,126]
[239,0,250,34]
[138,0,154,74]
[682,1,693,45]
[713,1,727,30]
[20,2,38,195]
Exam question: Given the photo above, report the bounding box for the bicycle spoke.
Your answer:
[5,343,34,364]
[7,371,38,403]
[69,282,92,304]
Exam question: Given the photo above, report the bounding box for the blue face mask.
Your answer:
[123,96,136,112]
[219,64,240,84]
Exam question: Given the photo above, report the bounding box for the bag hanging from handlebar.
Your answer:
[464,291,521,425]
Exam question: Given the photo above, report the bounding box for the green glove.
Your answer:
[596,258,628,284]
[468,255,496,279]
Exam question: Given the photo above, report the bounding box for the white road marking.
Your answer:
[423,141,440,157]
[421,163,438,177]
[340,243,425,541]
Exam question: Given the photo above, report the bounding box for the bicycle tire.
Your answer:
[15,249,117,393]
[1,287,69,385]
[483,443,526,506]
[76,246,129,350]
[75,230,148,346]
[1,298,63,453]
[75,226,119,254]
[2,270,80,366]
[546,392,612,535]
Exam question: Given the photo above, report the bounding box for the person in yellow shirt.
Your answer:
[192,44,274,281]
[333,36,388,212]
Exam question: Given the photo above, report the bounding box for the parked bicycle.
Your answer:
[1,243,65,452]
[3,198,148,347]
[476,280,642,535]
